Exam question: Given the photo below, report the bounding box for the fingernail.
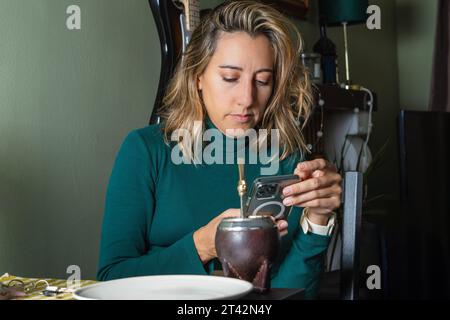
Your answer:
[283,187,292,196]
[279,221,288,228]
[283,198,292,206]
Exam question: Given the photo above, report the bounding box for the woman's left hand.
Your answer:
[282,158,342,225]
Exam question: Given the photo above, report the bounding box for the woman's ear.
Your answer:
[197,75,203,91]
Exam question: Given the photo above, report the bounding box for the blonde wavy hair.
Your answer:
[160,0,313,162]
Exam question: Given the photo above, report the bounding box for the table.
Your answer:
[0,273,97,300]
[1,273,304,300]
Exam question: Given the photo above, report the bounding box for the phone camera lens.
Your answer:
[256,184,277,198]
[257,187,265,197]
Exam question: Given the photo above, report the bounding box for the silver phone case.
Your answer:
[244,174,300,220]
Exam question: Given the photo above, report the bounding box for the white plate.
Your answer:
[73,275,253,300]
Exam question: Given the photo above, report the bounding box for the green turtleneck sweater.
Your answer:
[97,120,331,298]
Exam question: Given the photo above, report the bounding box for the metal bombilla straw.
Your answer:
[237,161,247,218]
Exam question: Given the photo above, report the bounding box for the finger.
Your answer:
[220,209,241,219]
[312,169,326,178]
[276,220,288,231]
[268,216,286,226]
[293,196,342,211]
[294,167,312,179]
[293,168,326,181]
[283,185,342,206]
[283,172,342,197]
[294,166,337,180]
[276,220,288,237]
[214,209,241,225]
[297,159,328,173]
[294,161,323,180]
[294,165,319,180]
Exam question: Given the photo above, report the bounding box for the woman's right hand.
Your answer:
[193,209,289,264]
[193,209,241,264]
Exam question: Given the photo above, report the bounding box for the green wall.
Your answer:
[0,0,437,280]
[396,0,438,111]
[0,0,159,279]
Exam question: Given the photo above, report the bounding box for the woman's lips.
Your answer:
[230,114,252,123]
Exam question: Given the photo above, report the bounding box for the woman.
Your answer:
[97,0,342,299]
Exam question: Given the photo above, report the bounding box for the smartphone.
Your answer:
[243,174,300,220]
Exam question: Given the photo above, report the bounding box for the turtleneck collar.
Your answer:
[204,115,217,131]
[204,115,250,141]
[203,115,253,157]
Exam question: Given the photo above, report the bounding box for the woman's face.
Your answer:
[198,32,274,135]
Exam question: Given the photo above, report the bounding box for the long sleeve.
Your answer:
[271,207,331,299]
[97,124,331,298]
[96,130,212,281]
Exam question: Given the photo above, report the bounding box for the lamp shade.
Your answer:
[319,0,369,26]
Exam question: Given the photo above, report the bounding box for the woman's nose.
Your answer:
[237,80,255,108]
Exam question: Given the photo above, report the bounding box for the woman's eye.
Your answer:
[256,80,270,86]
[223,78,237,83]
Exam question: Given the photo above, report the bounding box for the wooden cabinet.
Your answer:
[260,0,309,19]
